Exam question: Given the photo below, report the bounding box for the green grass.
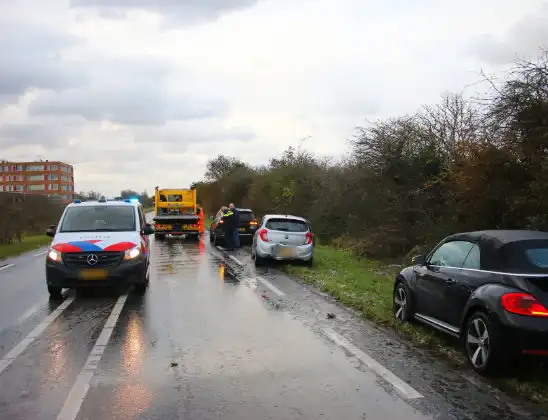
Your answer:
[0,235,52,259]
[204,217,213,229]
[282,245,548,405]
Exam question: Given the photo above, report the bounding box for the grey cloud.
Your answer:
[133,121,255,144]
[28,58,229,125]
[0,20,86,97]
[70,0,260,25]
[0,118,85,149]
[468,3,548,65]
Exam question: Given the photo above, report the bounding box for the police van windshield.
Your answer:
[59,206,136,233]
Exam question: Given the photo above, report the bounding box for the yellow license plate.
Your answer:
[156,224,172,230]
[81,269,108,280]
[183,225,197,230]
[279,247,296,257]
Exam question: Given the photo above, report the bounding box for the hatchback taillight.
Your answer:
[304,231,312,245]
[259,228,268,242]
[501,293,548,317]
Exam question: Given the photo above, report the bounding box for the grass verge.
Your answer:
[0,235,52,260]
[282,245,548,405]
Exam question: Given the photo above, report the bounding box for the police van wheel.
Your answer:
[48,286,62,299]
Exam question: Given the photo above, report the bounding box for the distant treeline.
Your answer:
[194,51,548,259]
[0,193,65,245]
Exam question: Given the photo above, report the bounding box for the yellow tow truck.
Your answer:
[153,186,200,240]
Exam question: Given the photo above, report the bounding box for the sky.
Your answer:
[0,0,547,196]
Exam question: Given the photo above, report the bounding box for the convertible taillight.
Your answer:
[501,293,548,317]
[304,231,313,245]
[259,228,268,242]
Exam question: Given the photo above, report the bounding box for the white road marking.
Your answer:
[56,294,128,420]
[0,264,14,272]
[0,297,74,375]
[33,250,48,256]
[228,255,244,266]
[321,328,423,401]
[256,276,285,297]
[14,298,49,325]
[216,246,225,251]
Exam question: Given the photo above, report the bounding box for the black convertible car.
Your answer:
[394,230,548,373]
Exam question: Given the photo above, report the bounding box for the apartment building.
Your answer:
[0,160,74,203]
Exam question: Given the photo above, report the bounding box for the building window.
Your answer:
[48,174,58,180]
[27,184,45,191]
[13,175,23,181]
[15,185,24,191]
[49,164,59,171]
[26,164,45,171]
[48,184,59,190]
[15,165,23,171]
[1,165,8,172]
[27,174,45,181]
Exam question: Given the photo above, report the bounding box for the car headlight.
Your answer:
[124,245,141,261]
[48,249,62,263]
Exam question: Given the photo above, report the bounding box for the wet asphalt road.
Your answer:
[0,229,547,420]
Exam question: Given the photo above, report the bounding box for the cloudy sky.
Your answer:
[0,0,547,196]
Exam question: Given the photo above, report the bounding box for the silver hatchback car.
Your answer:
[251,214,314,266]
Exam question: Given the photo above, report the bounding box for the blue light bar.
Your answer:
[74,199,81,203]
[129,198,139,203]
[124,199,131,203]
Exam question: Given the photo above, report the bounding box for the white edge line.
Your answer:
[0,297,74,375]
[322,328,423,400]
[228,255,244,266]
[216,246,225,251]
[0,264,14,271]
[256,276,285,297]
[33,250,48,257]
[56,294,128,420]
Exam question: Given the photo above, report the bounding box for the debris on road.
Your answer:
[170,362,179,367]
[327,313,336,319]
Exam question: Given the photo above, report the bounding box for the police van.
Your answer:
[44,196,154,298]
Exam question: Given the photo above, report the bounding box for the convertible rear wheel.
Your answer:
[464,311,500,374]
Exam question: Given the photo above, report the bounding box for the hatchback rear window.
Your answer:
[239,211,253,222]
[265,218,308,232]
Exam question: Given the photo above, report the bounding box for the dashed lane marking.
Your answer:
[256,276,285,297]
[321,327,423,401]
[56,294,128,420]
[0,297,75,375]
[33,250,48,257]
[228,255,244,266]
[0,264,14,272]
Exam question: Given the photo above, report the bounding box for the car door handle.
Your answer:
[446,278,455,284]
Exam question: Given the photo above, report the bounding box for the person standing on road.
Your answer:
[229,203,240,248]
[222,207,235,250]
[196,204,205,235]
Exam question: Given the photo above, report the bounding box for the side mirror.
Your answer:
[142,224,155,235]
[412,254,426,266]
[46,227,56,237]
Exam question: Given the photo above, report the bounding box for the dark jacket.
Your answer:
[222,209,235,232]
[233,208,240,226]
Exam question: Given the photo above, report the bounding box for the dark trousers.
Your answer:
[233,229,240,248]
[224,229,235,249]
